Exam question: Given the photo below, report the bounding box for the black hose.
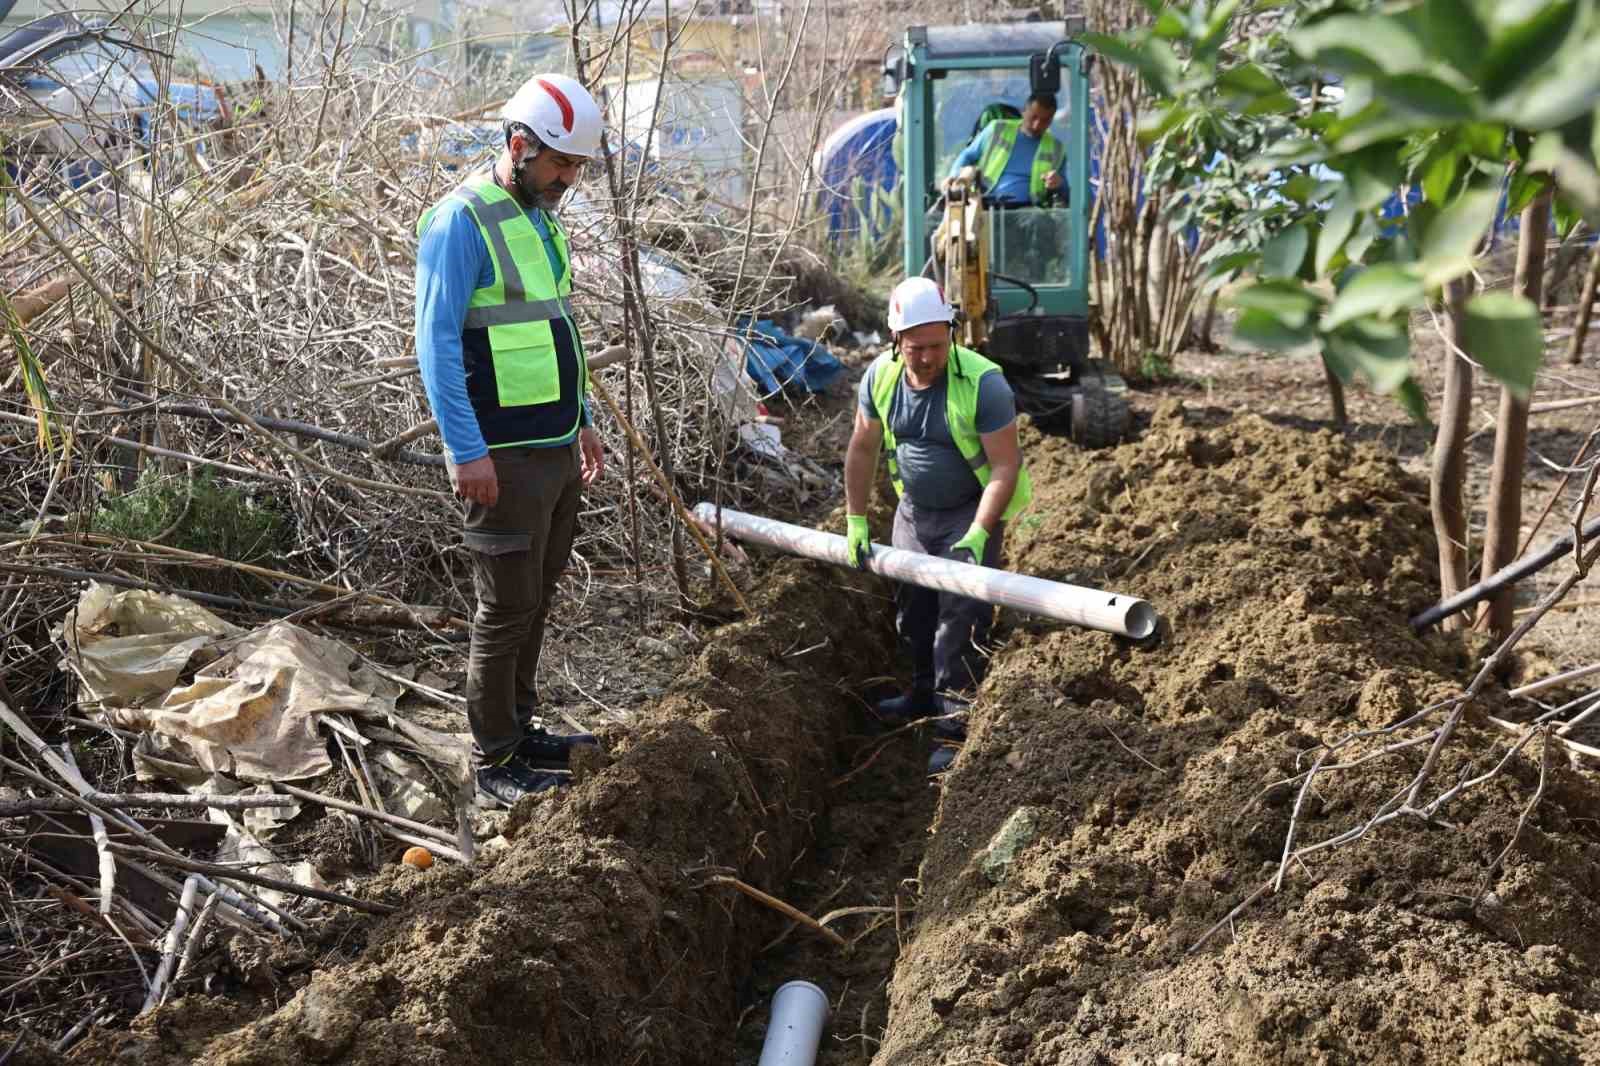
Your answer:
[991,272,1040,314]
[1409,514,1600,630]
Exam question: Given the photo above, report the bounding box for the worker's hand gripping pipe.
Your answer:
[692,504,1158,640]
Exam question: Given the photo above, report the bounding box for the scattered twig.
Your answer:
[700,875,846,948]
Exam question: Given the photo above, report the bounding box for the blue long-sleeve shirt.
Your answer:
[415,193,589,464]
[949,122,1068,206]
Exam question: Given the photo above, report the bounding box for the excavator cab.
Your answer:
[882,21,1129,446]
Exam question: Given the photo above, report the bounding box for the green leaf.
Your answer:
[1459,122,1509,158]
[1481,0,1579,101]
[1153,10,1187,39]
[1344,211,1381,266]
[1323,264,1426,331]
[1460,291,1544,396]
[1218,62,1282,97]
[1421,186,1498,262]
[1395,375,1431,422]
[1422,147,1462,202]
[1316,188,1358,278]
[1283,174,1319,205]
[1233,307,1318,351]
[1205,250,1259,278]
[1261,224,1310,278]
[1420,0,1490,78]
[1082,33,1180,95]
[1528,131,1600,226]
[1377,73,1479,122]
[1553,194,1584,239]
[1228,279,1321,328]
[1505,170,1549,218]
[1244,92,1299,117]
[1324,319,1414,393]
[1290,14,1427,77]
[1493,34,1600,128]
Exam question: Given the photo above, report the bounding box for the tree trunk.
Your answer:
[1432,276,1477,629]
[1477,188,1552,637]
[1322,355,1348,428]
[1568,241,1600,366]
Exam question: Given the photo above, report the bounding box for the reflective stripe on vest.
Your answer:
[417,174,587,448]
[868,345,1033,521]
[977,120,1064,205]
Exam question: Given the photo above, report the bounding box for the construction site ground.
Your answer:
[13,336,1600,1066]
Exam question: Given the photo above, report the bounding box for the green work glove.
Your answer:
[845,514,872,570]
[949,524,989,566]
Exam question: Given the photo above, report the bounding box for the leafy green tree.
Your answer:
[1089,0,1600,622]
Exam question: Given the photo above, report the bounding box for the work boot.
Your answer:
[516,725,599,768]
[928,742,959,775]
[476,753,565,808]
[874,688,936,722]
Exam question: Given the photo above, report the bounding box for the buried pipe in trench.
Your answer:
[757,980,829,1066]
[693,504,1159,640]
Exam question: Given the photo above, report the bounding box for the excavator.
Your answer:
[881,20,1130,447]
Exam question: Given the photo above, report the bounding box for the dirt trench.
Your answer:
[871,401,1600,1065]
[27,400,1600,1066]
[49,557,904,1066]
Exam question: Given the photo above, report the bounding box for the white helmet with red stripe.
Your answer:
[886,276,955,334]
[503,74,604,158]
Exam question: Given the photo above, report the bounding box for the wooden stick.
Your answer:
[142,875,200,1014]
[1529,394,1600,415]
[0,409,292,484]
[107,843,399,916]
[1509,661,1600,699]
[589,375,750,614]
[276,783,458,847]
[1484,714,1600,763]
[703,875,846,948]
[0,793,298,817]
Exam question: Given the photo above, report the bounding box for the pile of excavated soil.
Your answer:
[44,562,895,1066]
[874,400,1600,1065]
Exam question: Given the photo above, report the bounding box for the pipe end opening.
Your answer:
[1125,602,1158,641]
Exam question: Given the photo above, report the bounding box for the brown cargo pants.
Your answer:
[460,441,582,760]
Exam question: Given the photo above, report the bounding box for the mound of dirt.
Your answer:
[873,400,1600,1065]
[55,563,894,1066]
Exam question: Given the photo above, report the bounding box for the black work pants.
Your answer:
[890,495,1004,696]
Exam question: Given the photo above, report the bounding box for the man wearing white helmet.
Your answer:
[843,277,1032,774]
[415,73,607,806]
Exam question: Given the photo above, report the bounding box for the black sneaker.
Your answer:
[476,756,565,807]
[928,743,959,775]
[873,688,935,722]
[515,726,599,768]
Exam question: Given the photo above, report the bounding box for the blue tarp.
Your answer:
[816,107,898,241]
[739,318,845,398]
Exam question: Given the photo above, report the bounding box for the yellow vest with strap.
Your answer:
[869,344,1033,521]
[978,120,1065,205]
[417,173,587,448]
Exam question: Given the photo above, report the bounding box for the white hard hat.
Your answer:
[503,74,604,158]
[887,276,955,334]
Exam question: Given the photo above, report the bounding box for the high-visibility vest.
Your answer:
[418,174,587,448]
[869,344,1033,520]
[977,120,1064,205]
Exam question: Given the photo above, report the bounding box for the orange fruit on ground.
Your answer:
[401,846,434,870]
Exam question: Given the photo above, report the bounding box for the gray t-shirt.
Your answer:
[858,356,1017,510]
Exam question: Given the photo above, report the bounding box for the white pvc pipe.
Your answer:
[757,980,829,1066]
[693,504,1158,640]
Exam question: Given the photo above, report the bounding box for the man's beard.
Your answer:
[512,157,567,207]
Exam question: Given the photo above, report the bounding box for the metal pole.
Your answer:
[693,504,1158,640]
